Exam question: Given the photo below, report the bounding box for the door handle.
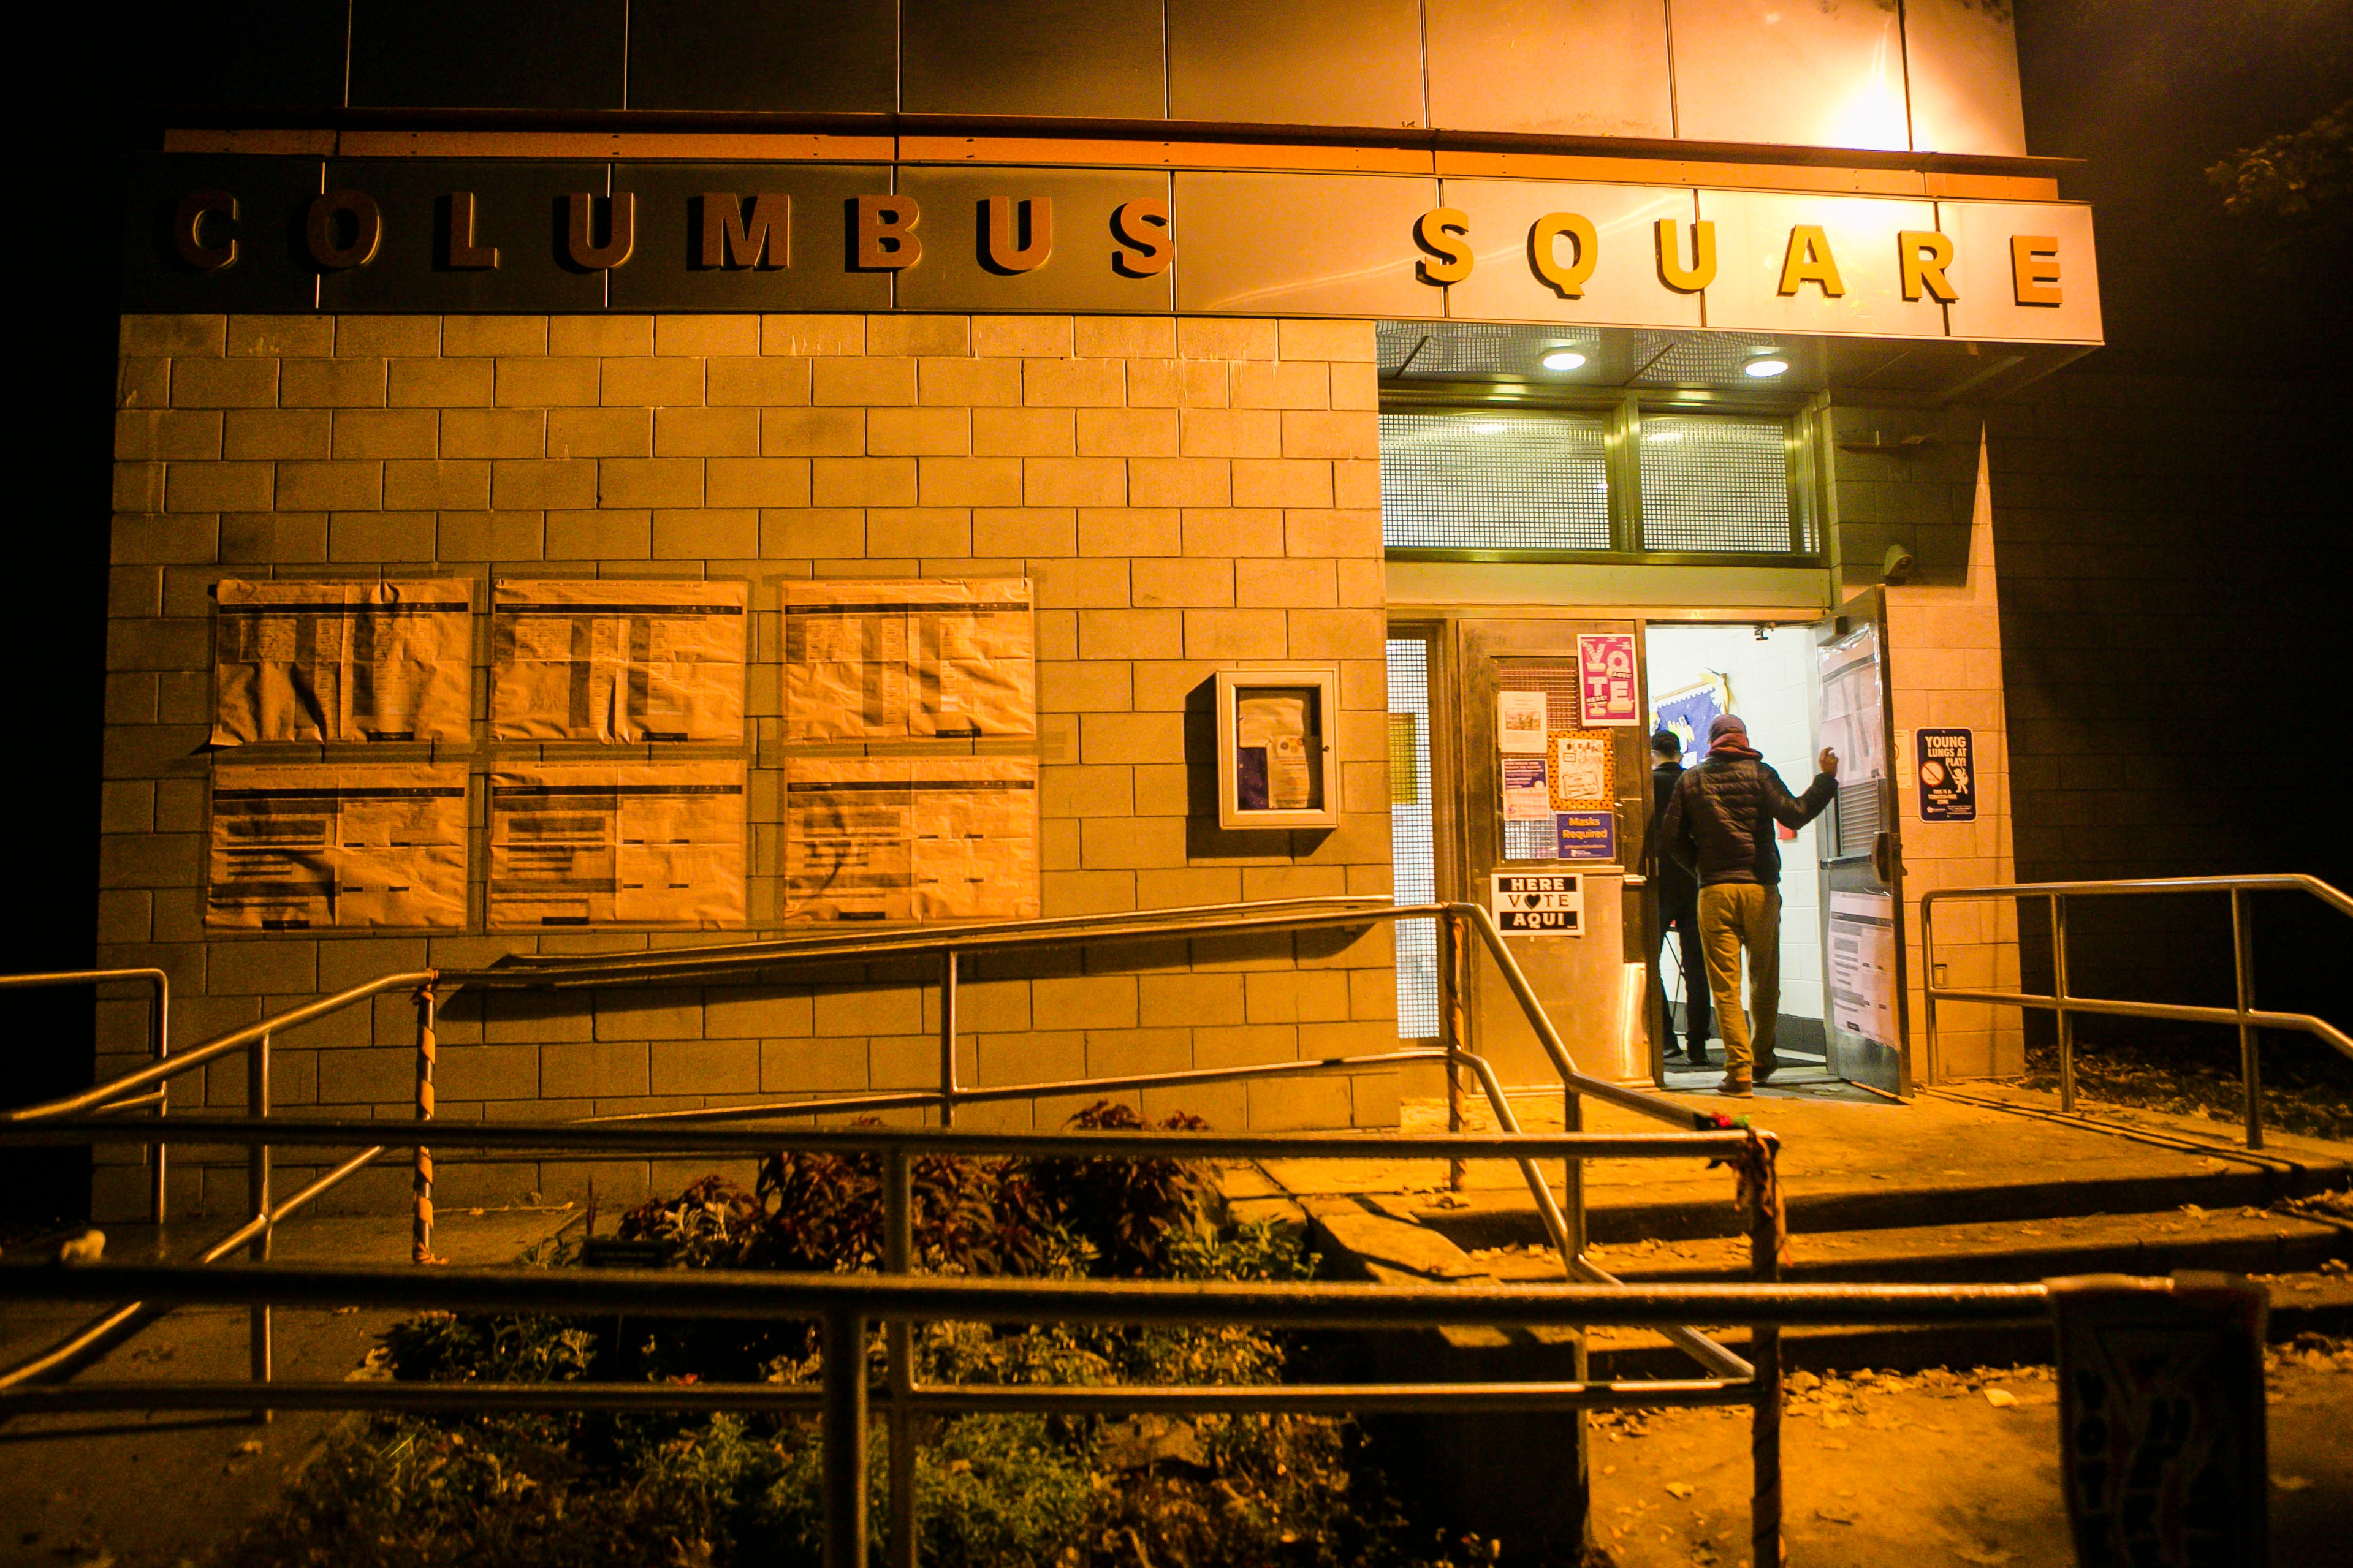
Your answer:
[1872,830,1896,884]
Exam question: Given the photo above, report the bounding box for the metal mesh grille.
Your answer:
[1497,661,1581,862]
[1835,778,1885,860]
[1637,414,1798,553]
[1387,637,1437,1039]
[1380,409,1611,552]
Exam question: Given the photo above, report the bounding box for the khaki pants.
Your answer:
[1697,882,1781,1080]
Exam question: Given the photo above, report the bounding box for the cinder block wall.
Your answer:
[1826,403,2023,1080]
[1985,372,2350,1044]
[102,311,1397,1221]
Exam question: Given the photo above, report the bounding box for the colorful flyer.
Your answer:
[1548,730,1612,808]
[1576,632,1641,726]
[1501,757,1551,820]
[1916,727,1977,822]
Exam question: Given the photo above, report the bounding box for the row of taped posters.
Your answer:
[202,578,1038,931]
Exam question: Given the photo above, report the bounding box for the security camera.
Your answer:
[1880,543,1915,585]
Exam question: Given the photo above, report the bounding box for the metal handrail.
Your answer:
[0,968,169,1220]
[1920,873,2353,1149]
[4,1112,1796,1568]
[5,896,1748,1561]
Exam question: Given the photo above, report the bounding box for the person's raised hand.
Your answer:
[1819,747,1839,777]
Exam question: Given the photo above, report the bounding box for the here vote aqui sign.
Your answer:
[1492,871,1584,934]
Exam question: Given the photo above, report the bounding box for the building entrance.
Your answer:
[1643,621,1835,1088]
[1640,595,1908,1096]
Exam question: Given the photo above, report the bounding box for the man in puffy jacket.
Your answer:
[1658,713,1838,1095]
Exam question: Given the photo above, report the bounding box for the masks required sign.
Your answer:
[1491,871,1584,934]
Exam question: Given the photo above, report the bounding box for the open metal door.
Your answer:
[1814,588,1909,1094]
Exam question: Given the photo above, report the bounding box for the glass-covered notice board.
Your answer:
[1212,668,1339,830]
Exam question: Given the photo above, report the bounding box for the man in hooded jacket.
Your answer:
[1658,713,1838,1095]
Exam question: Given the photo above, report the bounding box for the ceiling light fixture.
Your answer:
[1467,420,1507,434]
[1540,349,1587,371]
[1743,354,1790,379]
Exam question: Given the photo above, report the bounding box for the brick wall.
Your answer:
[102,310,1398,1220]
[1985,371,2350,1042]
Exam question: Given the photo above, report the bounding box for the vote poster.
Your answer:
[1576,633,1641,726]
[1492,871,1584,934]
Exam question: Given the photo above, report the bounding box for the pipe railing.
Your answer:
[0,968,169,1221]
[5,896,1747,1557]
[5,1114,1796,1568]
[1921,873,2353,1149]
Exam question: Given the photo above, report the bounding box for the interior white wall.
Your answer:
[1644,623,1826,1024]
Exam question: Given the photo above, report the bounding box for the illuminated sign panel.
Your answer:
[127,159,2099,344]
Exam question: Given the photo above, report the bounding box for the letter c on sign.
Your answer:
[172,190,238,270]
[305,190,383,270]
[1415,207,1473,285]
[1529,212,1598,298]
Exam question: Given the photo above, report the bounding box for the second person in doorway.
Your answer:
[1646,729,1711,1069]
[1658,714,1839,1096]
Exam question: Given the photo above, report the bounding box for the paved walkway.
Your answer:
[1,1205,576,1568]
[1234,1079,2353,1241]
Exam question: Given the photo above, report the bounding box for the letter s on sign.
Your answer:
[1112,198,1171,277]
[1415,207,1473,285]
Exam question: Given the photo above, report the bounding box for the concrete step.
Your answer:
[1295,1184,2353,1379]
[1502,1205,2353,1286]
[1386,1160,2340,1248]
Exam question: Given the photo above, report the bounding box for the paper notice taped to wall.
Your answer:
[784,579,1034,741]
[784,757,1038,922]
[206,763,468,930]
[490,578,747,743]
[211,579,473,745]
[487,762,747,930]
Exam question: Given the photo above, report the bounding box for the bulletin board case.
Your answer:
[1211,667,1339,831]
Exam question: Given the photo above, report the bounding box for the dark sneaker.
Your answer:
[1754,1055,1781,1083]
[1687,1048,1711,1069]
[1715,1075,1754,1097]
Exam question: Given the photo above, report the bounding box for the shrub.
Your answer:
[213,1105,1474,1567]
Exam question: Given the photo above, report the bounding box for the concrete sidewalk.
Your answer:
[1234,1078,2353,1243]
[1,1205,576,1568]
[1229,1078,2353,1374]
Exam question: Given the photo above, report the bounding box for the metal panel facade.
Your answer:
[1165,0,1429,127]
[1439,180,1704,330]
[1668,0,1912,150]
[1171,172,1435,318]
[627,0,897,113]
[1900,0,2029,157]
[1694,189,1945,339]
[902,0,1166,118]
[1423,0,1674,138]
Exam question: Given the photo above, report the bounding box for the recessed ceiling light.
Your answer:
[1743,355,1790,379]
[1467,420,1507,434]
[1540,349,1587,372]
